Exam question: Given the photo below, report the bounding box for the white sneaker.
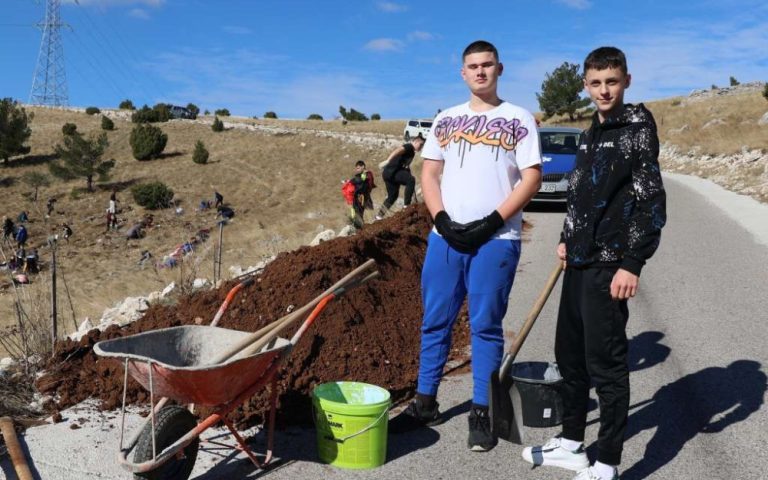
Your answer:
[572,467,619,480]
[522,436,590,471]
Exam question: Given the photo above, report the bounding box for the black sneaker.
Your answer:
[467,406,497,452]
[389,397,443,434]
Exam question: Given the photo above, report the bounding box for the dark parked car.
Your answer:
[534,126,583,202]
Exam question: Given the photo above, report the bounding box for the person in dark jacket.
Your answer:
[343,160,376,229]
[15,224,28,249]
[522,46,666,480]
[375,136,425,219]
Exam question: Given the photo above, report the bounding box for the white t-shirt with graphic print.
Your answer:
[422,101,541,240]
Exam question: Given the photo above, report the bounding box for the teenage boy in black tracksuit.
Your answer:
[376,136,425,219]
[522,47,667,480]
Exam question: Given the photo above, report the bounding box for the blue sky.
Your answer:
[2,0,767,119]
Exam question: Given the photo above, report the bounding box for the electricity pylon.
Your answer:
[29,0,69,106]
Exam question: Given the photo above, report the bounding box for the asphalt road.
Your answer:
[3,173,767,480]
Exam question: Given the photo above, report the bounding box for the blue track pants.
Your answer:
[417,232,521,406]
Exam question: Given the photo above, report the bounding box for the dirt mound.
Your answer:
[36,205,471,427]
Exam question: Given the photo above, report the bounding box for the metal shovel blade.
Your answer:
[489,366,525,444]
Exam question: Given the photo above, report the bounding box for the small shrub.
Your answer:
[729,76,739,87]
[62,122,77,136]
[671,99,682,107]
[153,103,172,122]
[307,113,323,120]
[131,181,174,210]
[119,99,135,110]
[711,84,718,90]
[186,103,200,119]
[204,109,210,115]
[130,124,168,160]
[264,111,277,119]
[85,106,101,115]
[131,104,172,123]
[214,108,230,117]
[763,83,768,102]
[192,140,209,164]
[371,113,381,121]
[211,116,224,132]
[101,115,115,131]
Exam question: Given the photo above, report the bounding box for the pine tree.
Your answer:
[536,62,590,121]
[21,171,51,201]
[0,98,33,165]
[51,131,115,191]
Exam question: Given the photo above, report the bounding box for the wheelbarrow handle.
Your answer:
[240,270,380,358]
[499,261,563,379]
[209,259,378,365]
[210,277,255,327]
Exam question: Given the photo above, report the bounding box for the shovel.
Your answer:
[489,261,563,444]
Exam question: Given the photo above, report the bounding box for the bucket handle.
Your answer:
[313,404,390,444]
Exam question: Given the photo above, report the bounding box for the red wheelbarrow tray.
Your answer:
[93,325,292,406]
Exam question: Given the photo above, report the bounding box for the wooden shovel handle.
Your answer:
[209,259,377,365]
[0,417,34,480]
[499,261,564,378]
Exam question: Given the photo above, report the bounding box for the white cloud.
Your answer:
[363,38,404,52]
[128,8,150,19]
[223,25,253,35]
[554,0,592,9]
[377,2,408,13]
[407,31,435,41]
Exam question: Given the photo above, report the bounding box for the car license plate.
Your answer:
[540,183,557,193]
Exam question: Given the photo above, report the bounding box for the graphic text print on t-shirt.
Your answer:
[433,114,530,166]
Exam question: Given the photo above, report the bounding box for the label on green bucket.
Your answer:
[313,381,390,469]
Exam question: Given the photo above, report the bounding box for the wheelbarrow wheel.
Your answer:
[133,405,199,480]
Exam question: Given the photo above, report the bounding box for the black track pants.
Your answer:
[381,170,416,210]
[555,267,629,466]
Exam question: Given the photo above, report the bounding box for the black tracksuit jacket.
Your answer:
[560,103,667,276]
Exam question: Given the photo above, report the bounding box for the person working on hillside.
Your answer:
[15,224,28,249]
[389,40,542,452]
[342,160,376,229]
[214,191,224,208]
[2,216,15,244]
[107,194,118,231]
[62,223,73,242]
[46,197,57,217]
[375,136,425,220]
[521,46,667,480]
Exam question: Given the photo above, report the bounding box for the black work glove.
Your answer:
[461,210,505,250]
[433,211,474,253]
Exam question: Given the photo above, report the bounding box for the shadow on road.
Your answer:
[628,331,671,373]
[193,400,458,478]
[620,360,766,479]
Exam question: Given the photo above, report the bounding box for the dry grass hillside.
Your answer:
[544,89,768,155]
[0,108,408,342]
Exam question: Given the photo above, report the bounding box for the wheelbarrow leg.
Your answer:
[222,377,278,468]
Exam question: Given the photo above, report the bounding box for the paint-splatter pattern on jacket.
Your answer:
[560,103,666,275]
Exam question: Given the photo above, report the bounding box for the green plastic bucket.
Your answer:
[312,381,391,469]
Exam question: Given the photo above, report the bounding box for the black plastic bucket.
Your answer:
[510,361,564,428]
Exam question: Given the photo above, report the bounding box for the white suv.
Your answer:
[403,119,432,141]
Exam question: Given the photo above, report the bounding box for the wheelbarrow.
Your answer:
[94,259,379,480]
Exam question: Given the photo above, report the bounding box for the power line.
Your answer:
[71,3,168,103]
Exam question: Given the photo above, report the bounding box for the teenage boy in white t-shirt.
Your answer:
[389,40,542,452]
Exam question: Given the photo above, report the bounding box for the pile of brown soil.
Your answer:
[36,205,471,427]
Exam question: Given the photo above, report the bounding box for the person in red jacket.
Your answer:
[342,160,376,229]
